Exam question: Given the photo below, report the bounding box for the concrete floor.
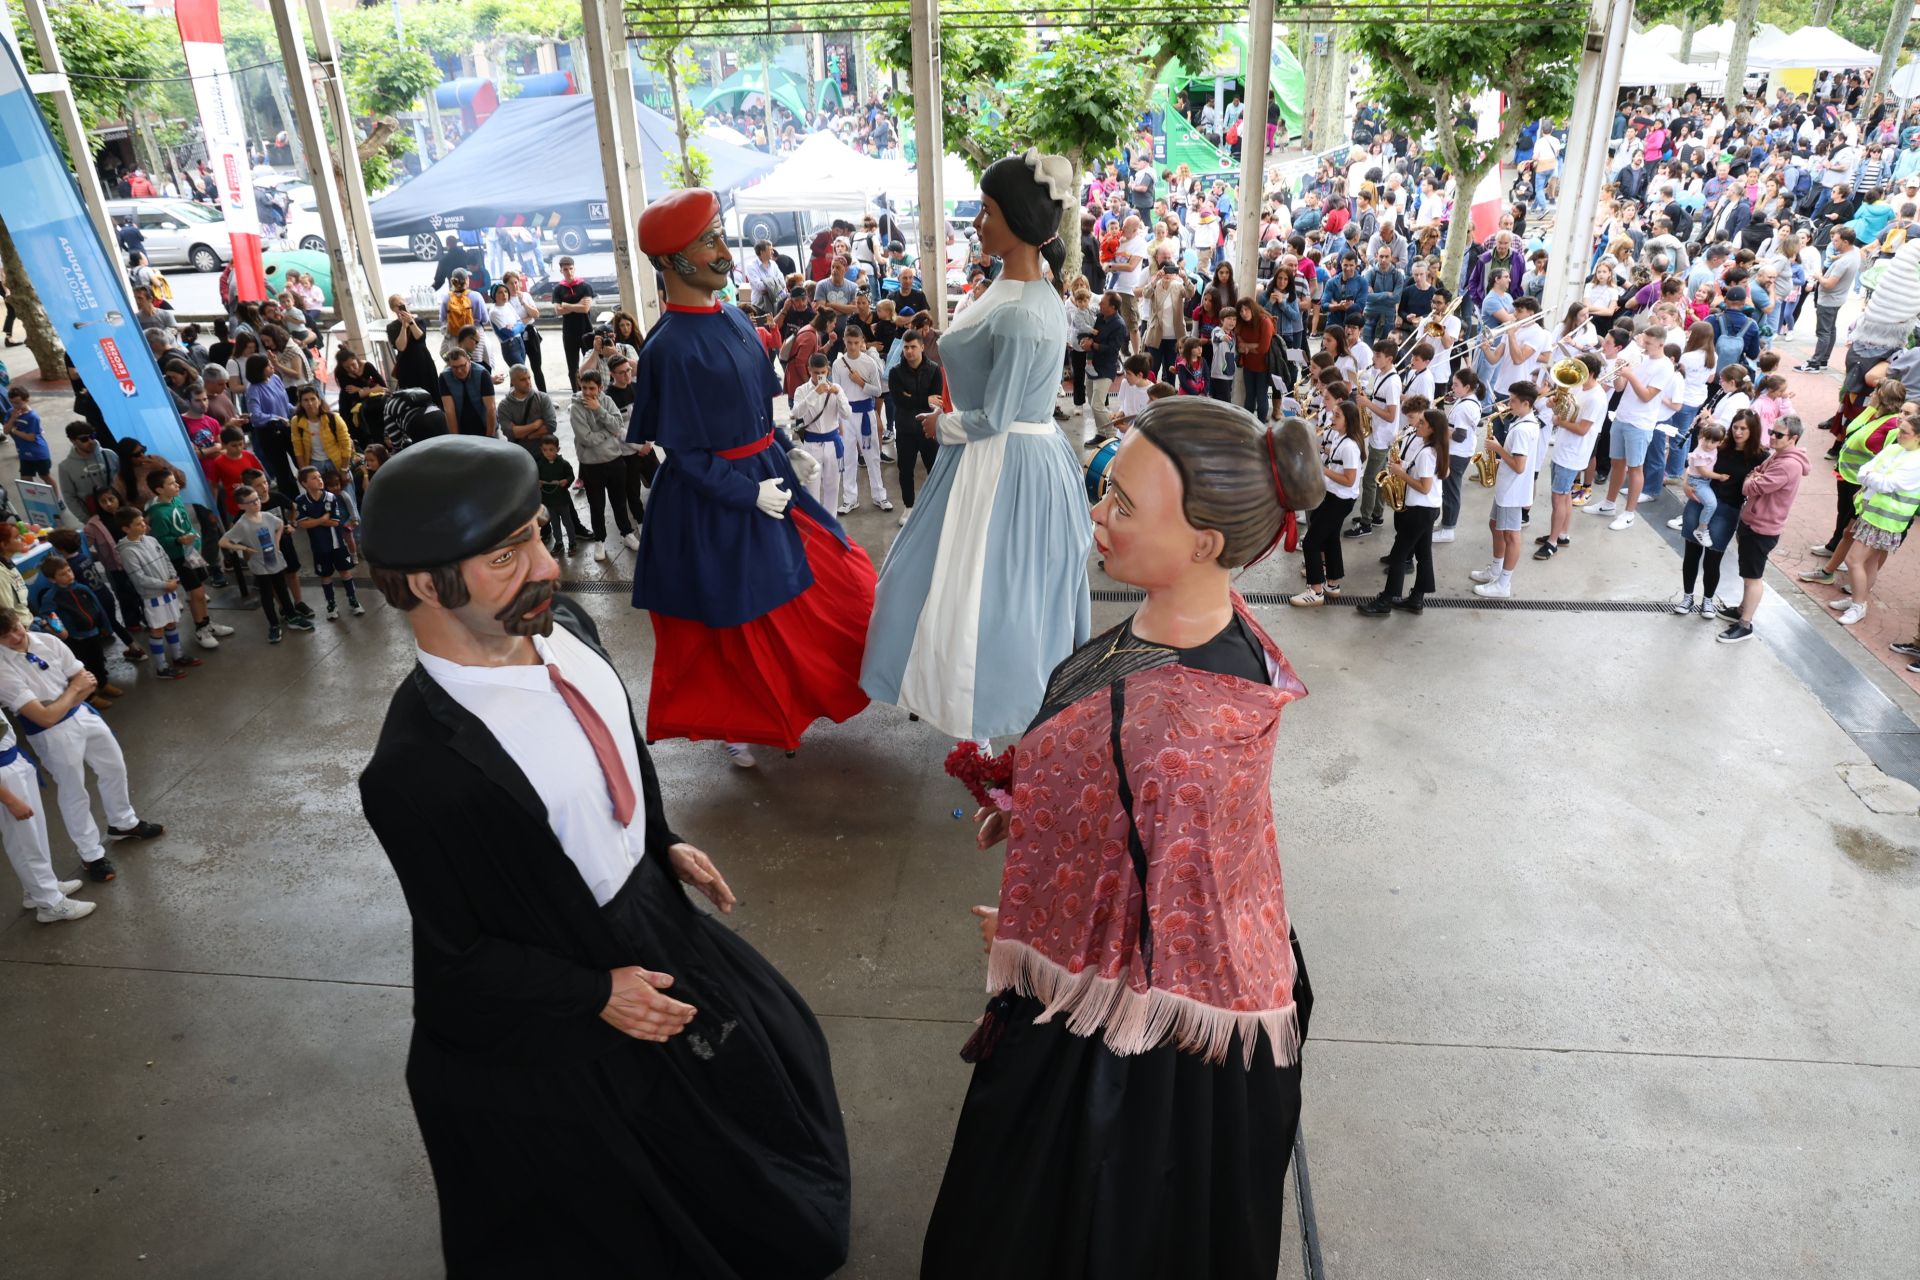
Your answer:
[1,459,1918,1279]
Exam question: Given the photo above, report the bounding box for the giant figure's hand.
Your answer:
[667,842,736,914]
[974,805,1009,850]
[600,965,696,1042]
[755,477,792,518]
[786,447,821,488]
[970,905,998,954]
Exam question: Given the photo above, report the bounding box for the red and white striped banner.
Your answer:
[174,0,266,301]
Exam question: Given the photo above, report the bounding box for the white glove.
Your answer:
[755,477,792,518]
[786,447,821,487]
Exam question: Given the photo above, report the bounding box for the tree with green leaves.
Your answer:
[1346,16,1584,285]
[627,0,766,188]
[874,7,1213,281]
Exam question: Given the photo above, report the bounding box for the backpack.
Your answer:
[1713,312,1752,372]
[443,289,478,334]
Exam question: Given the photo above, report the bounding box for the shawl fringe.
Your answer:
[985,937,1299,1070]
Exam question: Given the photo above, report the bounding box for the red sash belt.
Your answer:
[716,432,775,460]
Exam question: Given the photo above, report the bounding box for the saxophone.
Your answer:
[1472,408,1511,488]
[1378,431,1413,511]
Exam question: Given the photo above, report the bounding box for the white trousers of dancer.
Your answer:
[795,437,842,508]
[838,400,890,508]
[0,751,61,908]
[34,709,136,863]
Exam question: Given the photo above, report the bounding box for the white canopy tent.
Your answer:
[732,131,898,216]
[1636,23,1682,56]
[1688,20,1787,62]
[1746,26,1880,72]
[1618,36,1721,89]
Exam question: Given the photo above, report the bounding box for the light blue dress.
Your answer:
[860,277,1093,739]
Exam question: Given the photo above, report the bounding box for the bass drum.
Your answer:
[1084,437,1121,505]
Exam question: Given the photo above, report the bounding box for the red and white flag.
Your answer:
[175,0,267,302]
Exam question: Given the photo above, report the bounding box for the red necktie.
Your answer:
[546,664,637,828]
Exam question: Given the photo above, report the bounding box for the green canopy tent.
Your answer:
[697,65,840,125]
[1151,26,1308,177]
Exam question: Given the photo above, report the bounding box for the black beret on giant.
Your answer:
[360,436,541,571]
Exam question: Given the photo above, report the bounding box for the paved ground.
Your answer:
[1,340,1918,1279]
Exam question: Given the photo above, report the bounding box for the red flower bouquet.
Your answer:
[945,741,1016,812]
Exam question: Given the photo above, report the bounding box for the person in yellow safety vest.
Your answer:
[1801,379,1908,584]
[1833,414,1920,628]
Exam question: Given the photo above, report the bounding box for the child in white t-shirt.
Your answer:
[1112,355,1154,431]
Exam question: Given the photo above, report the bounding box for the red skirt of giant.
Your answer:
[646,508,876,749]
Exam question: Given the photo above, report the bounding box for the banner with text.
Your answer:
[0,41,215,510]
[175,0,267,302]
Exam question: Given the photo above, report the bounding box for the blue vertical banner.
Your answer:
[0,41,214,509]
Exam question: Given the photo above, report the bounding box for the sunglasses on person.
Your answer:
[1768,429,1788,438]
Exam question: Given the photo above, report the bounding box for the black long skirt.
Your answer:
[921,936,1311,1280]
[412,865,850,1279]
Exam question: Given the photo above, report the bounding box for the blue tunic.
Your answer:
[859,278,1093,740]
[628,303,846,628]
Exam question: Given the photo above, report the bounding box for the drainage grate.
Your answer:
[557,578,637,594]
[1091,586,1665,613]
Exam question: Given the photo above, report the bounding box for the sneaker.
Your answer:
[1799,567,1836,584]
[1520,509,1532,527]
[1586,500,1617,516]
[123,647,148,663]
[1671,593,1694,614]
[1288,589,1325,607]
[591,542,607,561]
[1570,486,1591,506]
[1827,597,1852,611]
[1532,542,1557,560]
[326,604,340,622]
[877,501,895,512]
[1469,566,1499,583]
[23,879,83,911]
[83,856,117,882]
[1838,602,1868,626]
[1609,511,1637,531]
[879,448,896,463]
[1716,621,1756,643]
[288,616,316,632]
[109,820,164,842]
[1472,580,1512,598]
[154,666,188,681]
[1793,362,1823,373]
[36,897,96,924]
[175,657,205,669]
[1888,641,1920,657]
[1432,526,1456,543]
[1701,599,1718,620]
[350,601,366,617]
[898,511,910,527]
[268,625,284,645]
[1808,543,1837,557]
[207,621,235,637]
[1342,521,1375,539]
[623,532,640,550]
[1693,526,1714,547]
[1322,581,1342,596]
[723,742,758,768]
[195,627,221,650]
[1667,516,1685,530]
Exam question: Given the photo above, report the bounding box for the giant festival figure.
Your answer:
[921,399,1325,1280]
[357,437,851,1277]
[861,150,1095,741]
[626,188,876,766]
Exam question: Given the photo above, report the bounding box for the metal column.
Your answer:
[1544,0,1630,330]
[1234,0,1275,293]
[909,0,947,327]
[265,0,378,357]
[302,0,387,331]
[580,0,655,325]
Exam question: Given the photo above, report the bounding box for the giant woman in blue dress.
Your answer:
[860,150,1094,740]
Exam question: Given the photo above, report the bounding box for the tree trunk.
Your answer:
[1298,25,1321,149]
[1440,163,1488,289]
[1878,1,1913,96]
[1672,12,1699,99]
[0,216,67,379]
[1319,34,1347,151]
[664,51,696,187]
[1813,0,1836,29]
[1725,0,1761,111]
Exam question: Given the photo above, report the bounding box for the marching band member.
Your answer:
[1404,341,1437,404]
[1436,368,1483,543]
[1291,400,1365,608]
[1470,381,1542,599]
[1359,407,1448,616]
[1536,352,1606,560]
[1348,344,1403,537]
[1421,286,1461,386]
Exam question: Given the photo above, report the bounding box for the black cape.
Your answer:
[360,598,850,1278]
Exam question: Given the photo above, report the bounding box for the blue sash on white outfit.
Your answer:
[849,398,876,443]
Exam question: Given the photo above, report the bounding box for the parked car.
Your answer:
[104,198,230,272]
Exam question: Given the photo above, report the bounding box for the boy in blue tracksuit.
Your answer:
[29,554,117,698]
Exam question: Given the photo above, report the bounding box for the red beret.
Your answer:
[638,188,721,257]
